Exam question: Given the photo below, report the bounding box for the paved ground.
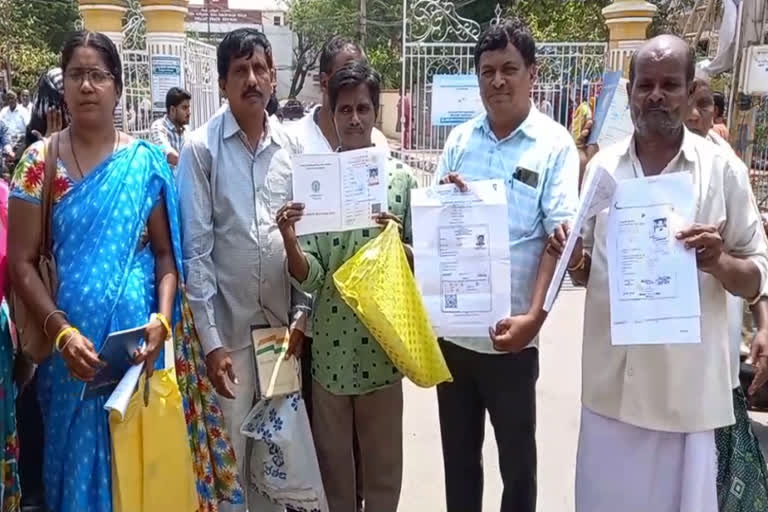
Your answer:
[400,289,586,512]
[399,288,768,512]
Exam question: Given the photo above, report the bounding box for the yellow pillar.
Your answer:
[79,0,128,48]
[140,0,188,34]
[602,0,658,78]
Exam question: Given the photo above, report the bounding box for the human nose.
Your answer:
[349,111,361,127]
[492,71,505,88]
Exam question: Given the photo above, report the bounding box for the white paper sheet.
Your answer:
[412,180,511,337]
[589,73,634,149]
[544,166,617,312]
[292,147,389,235]
[607,172,701,345]
[104,362,144,419]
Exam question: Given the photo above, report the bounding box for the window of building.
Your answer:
[274,15,282,26]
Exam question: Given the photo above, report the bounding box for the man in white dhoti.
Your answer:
[549,35,768,512]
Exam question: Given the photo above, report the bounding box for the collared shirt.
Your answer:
[581,128,768,433]
[298,157,417,395]
[435,105,579,353]
[177,104,310,356]
[151,115,186,172]
[0,106,27,141]
[296,105,390,153]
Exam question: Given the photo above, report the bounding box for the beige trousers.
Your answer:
[311,379,404,512]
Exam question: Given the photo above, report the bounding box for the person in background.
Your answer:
[686,77,768,512]
[0,91,29,153]
[150,86,191,173]
[20,89,33,112]
[0,177,18,512]
[295,36,389,153]
[25,67,67,149]
[712,91,730,141]
[0,120,13,176]
[436,17,578,512]
[550,35,768,512]
[277,61,415,512]
[176,28,309,512]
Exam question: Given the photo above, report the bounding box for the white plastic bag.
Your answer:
[240,392,328,512]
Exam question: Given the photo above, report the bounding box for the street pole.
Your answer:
[360,0,367,48]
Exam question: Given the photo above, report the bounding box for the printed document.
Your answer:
[411,180,511,337]
[292,147,389,235]
[544,166,616,311]
[588,71,634,148]
[607,172,701,345]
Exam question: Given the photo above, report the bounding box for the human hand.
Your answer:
[489,313,542,353]
[205,347,238,399]
[439,172,469,192]
[576,120,599,169]
[44,107,63,137]
[546,222,583,267]
[167,150,179,167]
[676,224,723,273]
[284,328,306,360]
[374,212,403,229]
[60,331,104,382]
[749,329,768,396]
[134,317,169,378]
[276,202,305,242]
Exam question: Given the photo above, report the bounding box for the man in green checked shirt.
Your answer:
[276,61,416,512]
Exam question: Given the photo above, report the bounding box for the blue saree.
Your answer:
[35,140,173,512]
[10,139,243,512]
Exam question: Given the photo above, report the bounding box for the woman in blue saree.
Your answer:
[7,31,243,512]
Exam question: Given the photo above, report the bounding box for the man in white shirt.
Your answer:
[293,36,389,153]
[150,86,190,173]
[0,91,28,147]
[549,35,768,512]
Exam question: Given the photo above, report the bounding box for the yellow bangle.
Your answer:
[55,326,79,352]
[153,313,171,340]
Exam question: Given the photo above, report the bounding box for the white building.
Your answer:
[186,0,297,98]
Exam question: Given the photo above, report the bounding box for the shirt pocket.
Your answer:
[264,164,292,216]
[507,178,541,239]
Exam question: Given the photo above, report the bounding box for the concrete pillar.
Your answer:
[140,0,188,113]
[79,0,128,51]
[602,0,658,78]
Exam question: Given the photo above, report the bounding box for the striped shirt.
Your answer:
[436,104,579,353]
[150,115,186,173]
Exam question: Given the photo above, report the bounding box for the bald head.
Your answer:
[629,35,695,86]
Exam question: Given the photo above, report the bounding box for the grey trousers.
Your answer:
[311,379,404,512]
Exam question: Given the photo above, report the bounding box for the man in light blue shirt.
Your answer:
[435,17,578,512]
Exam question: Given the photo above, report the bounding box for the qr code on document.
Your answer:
[444,294,458,309]
[371,203,382,214]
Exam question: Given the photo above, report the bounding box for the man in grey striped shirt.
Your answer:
[151,86,190,173]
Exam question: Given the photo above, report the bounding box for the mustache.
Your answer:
[242,88,264,99]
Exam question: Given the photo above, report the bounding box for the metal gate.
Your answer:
[185,38,220,131]
[749,96,768,209]
[400,0,607,184]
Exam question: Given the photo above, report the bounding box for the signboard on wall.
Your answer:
[430,74,483,126]
[151,55,183,112]
[187,0,262,25]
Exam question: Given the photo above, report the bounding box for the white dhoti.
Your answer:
[216,346,283,512]
[576,407,718,512]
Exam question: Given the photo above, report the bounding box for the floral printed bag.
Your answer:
[241,392,328,512]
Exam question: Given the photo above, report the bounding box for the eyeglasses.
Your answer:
[64,68,114,87]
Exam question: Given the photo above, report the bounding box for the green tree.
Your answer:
[0,0,79,91]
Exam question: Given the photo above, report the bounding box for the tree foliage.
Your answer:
[0,0,79,91]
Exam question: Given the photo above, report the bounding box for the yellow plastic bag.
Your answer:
[333,221,452,387]
[109,368,198,512]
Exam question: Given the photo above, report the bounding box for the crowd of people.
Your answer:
[1,14,768,512]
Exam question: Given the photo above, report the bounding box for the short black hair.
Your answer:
[328,61,381,116]
[166,87,191,113]
[712,91,726,116]
[319,36,365,75]
[61,30,123,97]
[628,40,696,85]
[217,28,273,80]
[474,17,536,70]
